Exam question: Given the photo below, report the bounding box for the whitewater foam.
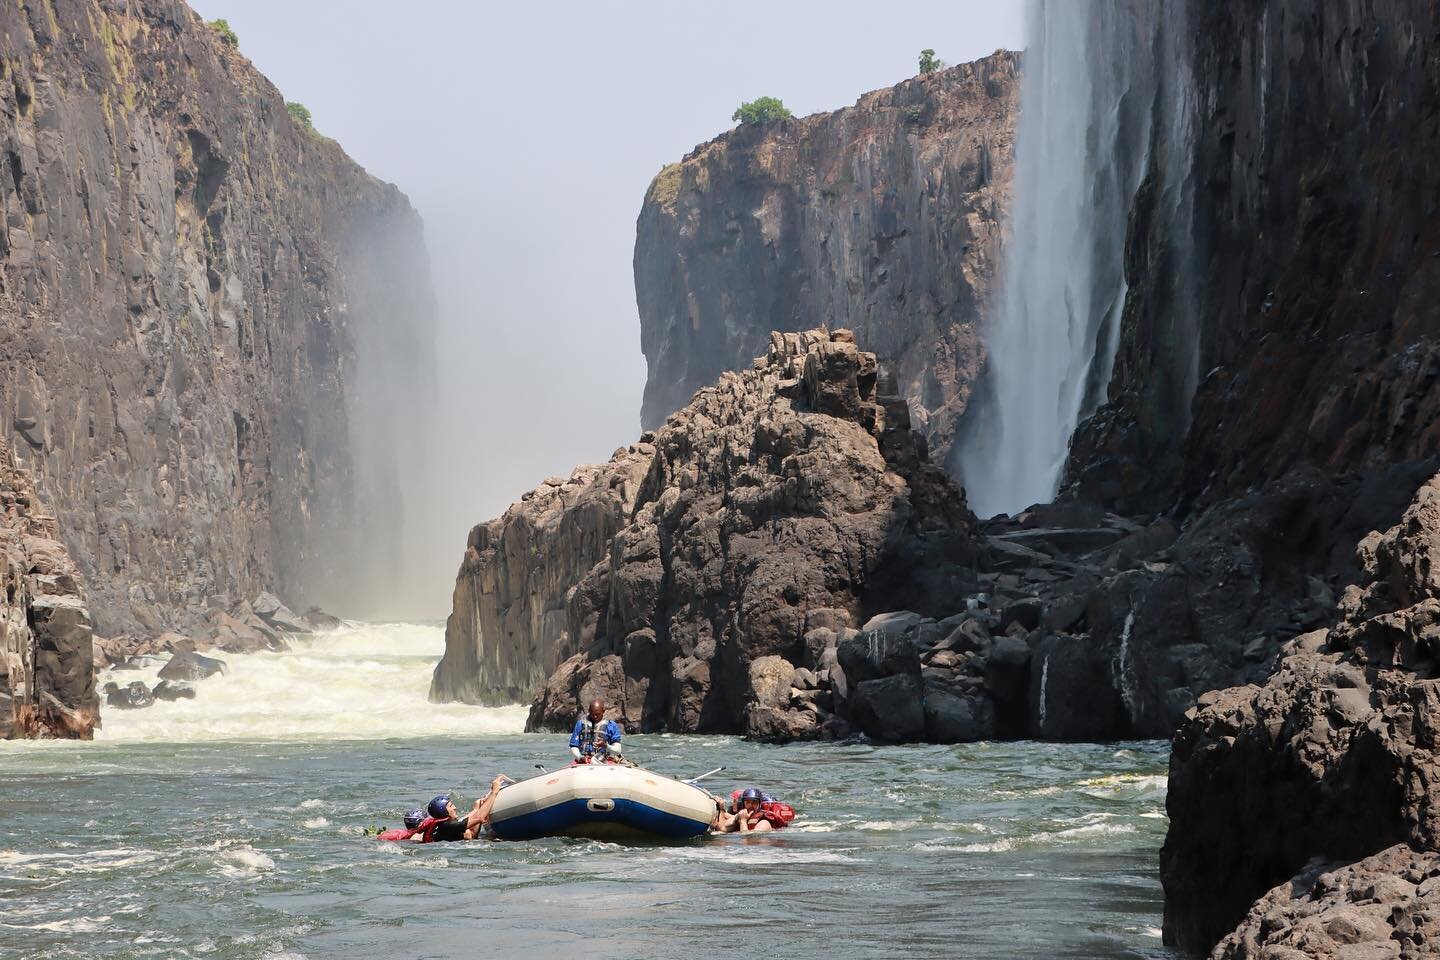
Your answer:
[95,622,526,742]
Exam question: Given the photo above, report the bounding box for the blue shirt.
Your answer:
[569,717,622,757]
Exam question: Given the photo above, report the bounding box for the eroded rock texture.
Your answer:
[1162,472,1440,953]
[433,330,979,736]
[635,52,1017,459]
[0,438,95,738]
[1212,845,1440,960]
[0,0,434,633]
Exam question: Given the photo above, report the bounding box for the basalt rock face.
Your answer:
[0,0,434,633]
[429,450,654,707]
[635,52,1018,459]
[1162,472,1440,953]
[434,329,980,735]
[0,438,95,739]
[1067,1,1440,515]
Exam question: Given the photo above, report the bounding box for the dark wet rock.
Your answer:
[252,593,312,635]
[850,674,926,743]
[150,680,197,702]
[102,680,154,710]
[1162,472,1440,953]
[923,680,996,743]
[635,53,1018,460]
[158,651,227,683]
[1212,845,1440,960]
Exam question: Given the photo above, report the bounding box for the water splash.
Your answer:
[95,622,526,742]
[955,0,1195,516]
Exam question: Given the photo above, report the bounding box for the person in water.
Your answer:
[426,774,513,841]
[569,698,622,763]
[717,787,774,834]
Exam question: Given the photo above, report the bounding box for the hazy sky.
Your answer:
[189,0,1026,614]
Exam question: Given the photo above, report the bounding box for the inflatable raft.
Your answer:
[488,764,715,841]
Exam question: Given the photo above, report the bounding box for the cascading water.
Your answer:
[955,0,1193,517]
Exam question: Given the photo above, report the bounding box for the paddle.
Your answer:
[682,765,725,786]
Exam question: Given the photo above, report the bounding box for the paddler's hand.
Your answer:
[491,774,513,791]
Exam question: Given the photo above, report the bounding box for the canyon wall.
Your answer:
[1066,0,1440,515]
[0,0,434,634]
[634,51,1017,459]
[0,437,95,738]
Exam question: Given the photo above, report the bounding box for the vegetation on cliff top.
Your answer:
[918,49,945,74]
[207,18,238,48]
[732,96,792,126]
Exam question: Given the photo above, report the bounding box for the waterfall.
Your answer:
[955,0,1193,517]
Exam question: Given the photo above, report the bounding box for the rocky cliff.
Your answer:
[1066,0,1440,516]
[634,52,1017,459]
[0,0,434,635]
[0,437,95,738]
[434,329,981,738]
[1162,471,1440,953]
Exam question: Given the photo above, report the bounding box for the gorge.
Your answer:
[6,0,1440,957]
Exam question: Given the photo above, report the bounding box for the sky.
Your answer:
[188,0,1026,615]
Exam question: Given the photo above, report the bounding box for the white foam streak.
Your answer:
[95,622,526,743]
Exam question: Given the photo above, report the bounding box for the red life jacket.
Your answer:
[375,817,439,842]
[727,790,796,829]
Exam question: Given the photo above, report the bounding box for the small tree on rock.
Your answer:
[732,96,792,126]
[918,49,945,74]
[286,101,313,130]
[209,18,239,48]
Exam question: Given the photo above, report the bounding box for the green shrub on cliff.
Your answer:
[208,18,239,48]
[732,97,792,126]
[286,101,314,130]
[918,49,945,74]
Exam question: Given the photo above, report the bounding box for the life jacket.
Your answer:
[376,817,439,842]
[727,790,796,829]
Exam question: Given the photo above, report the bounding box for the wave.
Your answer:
[94,622,527,743]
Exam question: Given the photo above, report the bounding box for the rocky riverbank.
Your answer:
[1161,471,1440,953]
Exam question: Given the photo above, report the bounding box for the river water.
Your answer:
[1,624,1179,960]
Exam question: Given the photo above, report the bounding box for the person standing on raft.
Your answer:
[570,698,622,763]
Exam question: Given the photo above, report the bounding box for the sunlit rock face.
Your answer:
[0,438,96,739]
[0,0,435,632]
[433,330,980,736]
[634,51,1018,463]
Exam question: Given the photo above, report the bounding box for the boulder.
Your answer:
[251,592,313,635]
[1213,845,1440,960]
[850,673,925,743]
[151,680,197,701]
[1162,471,1440,953]
[861,610,923,636]
[157,651,228,682]
[102,680,155,710]
[923,680,996,743]
[998,596,1043,633]
[745,656,796,711]
[837,631,921,685]
[301,607,343,632]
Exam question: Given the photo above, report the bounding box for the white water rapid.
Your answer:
[956,0,1192,517]
[95,623,525,742]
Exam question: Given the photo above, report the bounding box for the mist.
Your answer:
[187,0,1026,618]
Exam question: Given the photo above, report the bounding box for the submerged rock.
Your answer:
[102,680,155,710]
[150,681,198,702]
[158,652,228,683]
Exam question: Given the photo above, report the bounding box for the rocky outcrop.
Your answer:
[430,451,653,706]
[1067,1,1440,516]
[0,0,434,634]
[0,438,95,738]
[434,329,980,736]
[1212,845,1440,960]
[635,52,1018,459]
[1162,472,1440,953]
